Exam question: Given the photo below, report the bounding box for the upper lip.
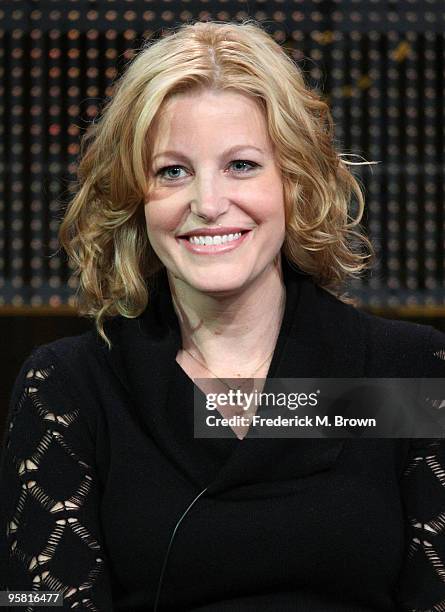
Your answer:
[177,227,252,238]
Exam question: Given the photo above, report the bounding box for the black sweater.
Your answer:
[1,256,445,611]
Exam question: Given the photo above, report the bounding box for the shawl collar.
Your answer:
[101,256,366,499]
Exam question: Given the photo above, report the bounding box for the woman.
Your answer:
[1,19,445,611]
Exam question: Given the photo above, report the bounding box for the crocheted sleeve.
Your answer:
[0,346,114,610]
[396,326,445,610]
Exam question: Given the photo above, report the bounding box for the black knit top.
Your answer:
[1,257,445,611]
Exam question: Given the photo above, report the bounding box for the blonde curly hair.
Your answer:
[59,18,375,349]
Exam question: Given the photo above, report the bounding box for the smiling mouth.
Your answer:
[177,229,252,254]
[181,230,250,246]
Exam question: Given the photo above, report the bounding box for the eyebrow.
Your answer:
[151,144,265,162]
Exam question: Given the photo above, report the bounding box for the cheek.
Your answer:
[256,184,285,223]
[144,202,181,237]
[250,171,285,218]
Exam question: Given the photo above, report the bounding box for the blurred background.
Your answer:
[1,1,444,440]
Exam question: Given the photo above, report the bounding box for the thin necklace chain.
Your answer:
[182,287,286,393]
[183,346,275,392]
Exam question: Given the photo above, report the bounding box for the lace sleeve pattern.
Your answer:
[0,347,113,611]
[396,328,445,611]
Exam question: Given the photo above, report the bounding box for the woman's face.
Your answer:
[144,89,286,296]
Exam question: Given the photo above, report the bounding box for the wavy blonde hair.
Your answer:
[59,18,376,349]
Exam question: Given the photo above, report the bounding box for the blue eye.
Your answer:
[156,160,259,181]
[230,160,259,173]
[157,166,187,180]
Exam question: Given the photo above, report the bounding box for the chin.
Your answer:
[181,272,250,297]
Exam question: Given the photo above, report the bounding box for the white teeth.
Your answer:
[188,232,242,246]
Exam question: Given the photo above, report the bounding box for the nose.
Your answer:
[190,172,230,221]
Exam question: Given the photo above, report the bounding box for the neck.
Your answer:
[168,257,286,376]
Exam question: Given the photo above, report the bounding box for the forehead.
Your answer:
[149,89,271,151]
